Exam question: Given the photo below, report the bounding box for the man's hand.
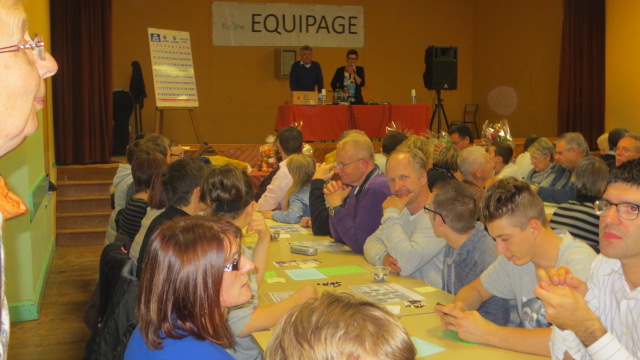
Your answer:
[382,193,414,211]
[314,162,336,181]
[536,266,588,297]
[534,281,606,347]
[435,302,465,322]
[383,253,401,272]
[323,180,351,207]
[436,306,494,344]
[299,217,311,228]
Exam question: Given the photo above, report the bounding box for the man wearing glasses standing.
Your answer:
[364,148,446,288]
[322,133,390,254]
[535,158,640,360]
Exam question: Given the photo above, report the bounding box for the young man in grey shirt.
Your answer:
[436,177,596,357]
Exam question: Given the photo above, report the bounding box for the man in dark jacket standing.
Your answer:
[289,45,324,92]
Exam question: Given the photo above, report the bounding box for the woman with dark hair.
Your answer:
[125,216,252,358]
[331,49,365,104]
[201,165,317,359]
[115,152,167,239]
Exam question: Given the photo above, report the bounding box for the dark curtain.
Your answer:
[51,0,112,165]
[557,0,605,148]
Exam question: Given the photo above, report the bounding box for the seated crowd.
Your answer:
[95,126,638,359]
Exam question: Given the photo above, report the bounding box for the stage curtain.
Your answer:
[51,0,112,164]
[557,0,605,148]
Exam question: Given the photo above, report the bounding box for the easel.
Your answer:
[155,107,201,143]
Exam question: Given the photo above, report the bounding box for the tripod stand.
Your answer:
[429,89,450,133]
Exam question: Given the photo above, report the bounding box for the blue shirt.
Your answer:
[125,326,235,359]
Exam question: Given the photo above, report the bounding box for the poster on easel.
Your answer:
[148,28,199,108]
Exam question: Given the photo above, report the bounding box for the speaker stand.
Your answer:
[429,89,450,133]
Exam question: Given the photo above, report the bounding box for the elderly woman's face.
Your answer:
[0,3,58,157]
[530,151,552,172]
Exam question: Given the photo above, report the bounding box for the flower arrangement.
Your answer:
[482,119,512,145]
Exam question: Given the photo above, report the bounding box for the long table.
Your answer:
[253,315,547,360]
[247,222,550,359]
[274,104,431,141]
[245,224,452,318]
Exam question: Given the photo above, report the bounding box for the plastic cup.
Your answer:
[372,266,391,282]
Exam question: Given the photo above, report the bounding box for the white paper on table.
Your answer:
[268,224,311,234]
[385,305,401,314]
[349,283,425,304]
[269,291,295,303]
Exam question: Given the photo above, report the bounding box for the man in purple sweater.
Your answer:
[323,133,391,254]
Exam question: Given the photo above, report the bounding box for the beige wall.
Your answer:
[606,0,640,133]
[112,0,562,144]
[473,0,562,138]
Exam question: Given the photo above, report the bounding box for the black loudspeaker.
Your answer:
[423,46,458,90]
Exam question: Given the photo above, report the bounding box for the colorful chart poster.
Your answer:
[148,28,199,107]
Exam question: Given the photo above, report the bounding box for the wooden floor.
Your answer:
[8,245,102,360]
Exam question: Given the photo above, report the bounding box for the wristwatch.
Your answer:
[328,205,342,216]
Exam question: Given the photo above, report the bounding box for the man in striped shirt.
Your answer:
[535,158,640,360]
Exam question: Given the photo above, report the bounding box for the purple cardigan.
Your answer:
[329,168,391,254]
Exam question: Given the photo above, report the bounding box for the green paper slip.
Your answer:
[439,331,478,346]
[284,268,328,281]
[264,271,278,280]
[318,265,367,276]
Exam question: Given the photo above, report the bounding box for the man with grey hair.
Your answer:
[554,132,589,172]
[426,179,510,325]
[537,132,589,204]
[364,148,446,288]
[458,146,495,200]
[321,133,390,254]
[614,133,640,166]
[289,45,324,92]
[602,127,628,169]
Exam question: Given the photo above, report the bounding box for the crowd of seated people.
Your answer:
[89,125,640,359]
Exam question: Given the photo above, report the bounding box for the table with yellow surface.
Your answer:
[253,314,549,360]
[248,221,550,359]
[244,221,453,318]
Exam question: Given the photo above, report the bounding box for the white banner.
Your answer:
[148,28,199,108]
[212,2,364,47]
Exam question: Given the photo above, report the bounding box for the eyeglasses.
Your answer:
[0,34,46,61]
[335,158,364,169]
[593,199,640,220]
[423,204,446,224]
[347,56,358,61]
[530,154,546,162]
[616,146,637,155]
[223,256,240,272]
